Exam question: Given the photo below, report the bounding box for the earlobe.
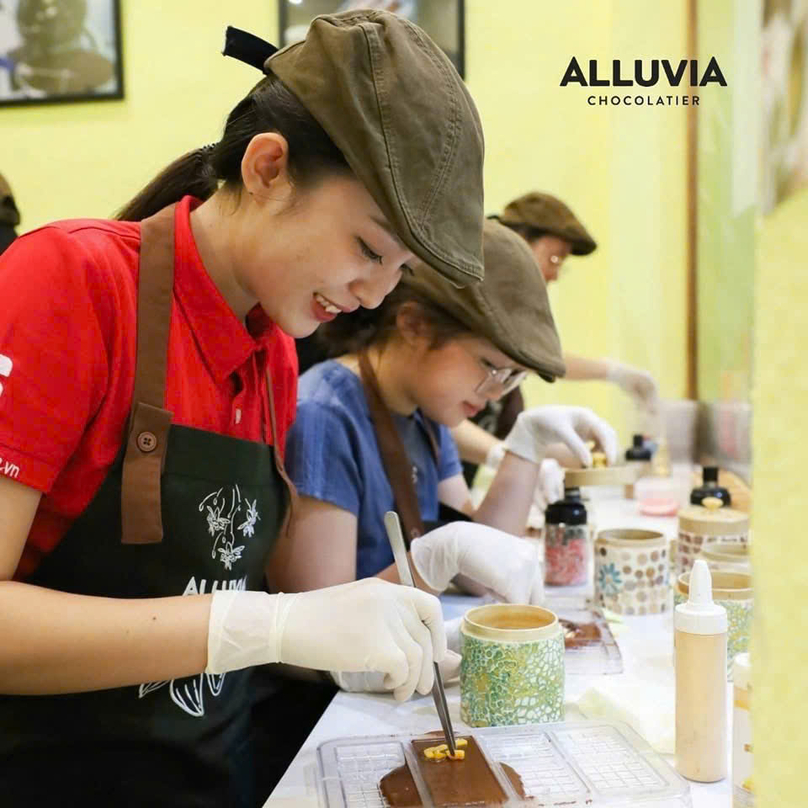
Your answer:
[241,132,291,198]
[396,304,429,351]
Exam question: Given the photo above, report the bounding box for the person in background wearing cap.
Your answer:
[454,191,661,501]
[275,220,618,693]
[0,13,486,806]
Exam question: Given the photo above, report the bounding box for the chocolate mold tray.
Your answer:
[316,720,691,807]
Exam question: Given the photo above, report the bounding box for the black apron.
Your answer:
[0,206,290,808]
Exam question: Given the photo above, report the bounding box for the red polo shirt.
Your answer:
[0,196,298,579]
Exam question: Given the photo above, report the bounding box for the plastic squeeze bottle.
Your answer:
[675,559,728,782]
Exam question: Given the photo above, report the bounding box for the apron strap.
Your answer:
[265,366,297,537]
[120,207,176,545]
[358,350,431,548]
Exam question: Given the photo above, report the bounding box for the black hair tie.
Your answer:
[223,26,279,72]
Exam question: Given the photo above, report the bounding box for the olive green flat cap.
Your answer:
[403,219,565,381]
[499,191,597,255]
[267,10,485,286]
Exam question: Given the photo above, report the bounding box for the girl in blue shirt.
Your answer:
[277,222,618,620]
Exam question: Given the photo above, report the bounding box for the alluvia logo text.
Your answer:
[560,57,727,87]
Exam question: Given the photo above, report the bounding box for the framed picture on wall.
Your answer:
[0,0,124,107]
[278,1,465,78]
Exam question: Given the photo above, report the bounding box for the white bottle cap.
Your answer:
[674,559,728,635]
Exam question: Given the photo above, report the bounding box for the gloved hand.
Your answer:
[535,458,565,510]
[331,649,462,693]
[205,579,446,701]
[606,361,659,412]
[503,406,618,468]
[410,522,543,604]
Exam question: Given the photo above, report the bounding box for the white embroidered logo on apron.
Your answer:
[138,673,225,718]
[137,486,262,718]
[199,484,260,571]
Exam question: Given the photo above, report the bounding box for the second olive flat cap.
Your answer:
[404,219,566,381]
[267,10,485,286]
[499,191,597,255]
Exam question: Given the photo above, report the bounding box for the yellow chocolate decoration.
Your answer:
[423,738,468,762]
[591,451,607,468]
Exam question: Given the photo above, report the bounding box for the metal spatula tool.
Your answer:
[383,510,457,756]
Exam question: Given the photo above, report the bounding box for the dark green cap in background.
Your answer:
[268,10,485,287]
[403,219,566,382]
[499,191,597,255]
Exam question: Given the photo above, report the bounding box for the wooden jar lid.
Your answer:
[678,503,750,535]
[564,464,639,487]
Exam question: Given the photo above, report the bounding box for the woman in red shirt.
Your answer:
[0,15,485,807]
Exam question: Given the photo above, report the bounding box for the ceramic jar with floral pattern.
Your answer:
[460,604,564,727]
[594,528,669,615]
[674,570,752,678]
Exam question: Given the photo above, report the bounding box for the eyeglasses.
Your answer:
[474,355,528,397]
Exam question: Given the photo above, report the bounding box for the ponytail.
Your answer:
[116,147,218,222]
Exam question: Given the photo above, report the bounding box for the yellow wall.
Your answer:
[468,0,689,442]
[696,0,759,403]
[3,0,690,449]
[752,187,808,807]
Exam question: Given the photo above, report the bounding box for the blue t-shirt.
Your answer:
[286,360,463,579]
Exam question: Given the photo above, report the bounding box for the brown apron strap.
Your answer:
[265,367,297,535]
[358,350,426,548]
[120,207,177,545]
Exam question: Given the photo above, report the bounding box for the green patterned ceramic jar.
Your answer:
[460,604,564,727]
[674,570,752,679]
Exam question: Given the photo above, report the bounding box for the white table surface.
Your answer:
[265,494,732,807]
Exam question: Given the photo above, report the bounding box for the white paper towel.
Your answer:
[575,675,675,754]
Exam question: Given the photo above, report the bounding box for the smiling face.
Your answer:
[529,235,572,283]
[234,175,415,338]
[404,334,527,428]
[194,133,417,339]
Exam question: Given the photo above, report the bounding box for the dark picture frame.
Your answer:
[0,0,124,107]
[278,1,465,78]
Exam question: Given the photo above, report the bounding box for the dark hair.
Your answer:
[116,73,350,221]
[316,285,472,358]
[487,215,549,245]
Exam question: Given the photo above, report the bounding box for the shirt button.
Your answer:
[234,408,242,425]
[137,431,158,452]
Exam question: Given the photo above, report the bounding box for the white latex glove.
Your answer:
[534,458,565,511]
[205,579,446,701]
[410,522,543,604]
[606,360,659,412]
[331,649,462,693]
[503,405,618,468]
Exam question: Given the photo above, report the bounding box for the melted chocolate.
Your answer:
[560,619,601,649]
[379,736,530,807]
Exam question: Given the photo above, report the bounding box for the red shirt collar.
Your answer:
[171,196,278,383]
